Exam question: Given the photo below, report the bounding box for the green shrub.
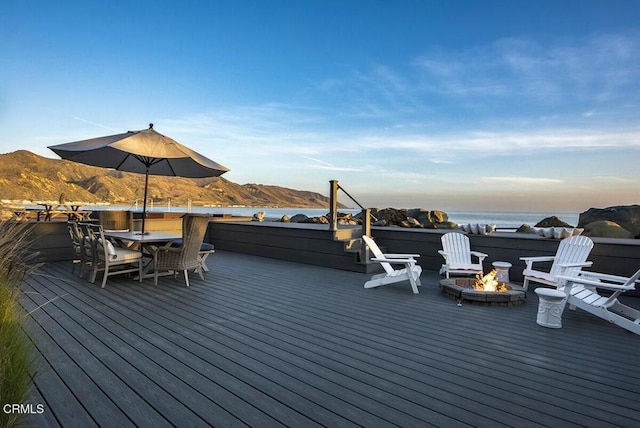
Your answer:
[0,220,39,428]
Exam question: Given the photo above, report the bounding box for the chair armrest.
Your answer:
[557,262,593,269]
[372,257,417,264]
[470,251,488,259]
[520,256,555,263]
[382,253,420,258]
[556,275,636,291]
[575,271,638,284]
[520,255,555,269]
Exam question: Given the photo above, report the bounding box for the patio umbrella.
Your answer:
[48,123,229,234]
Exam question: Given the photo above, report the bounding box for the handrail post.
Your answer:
[329,180,338,231]
[361,208,371,263]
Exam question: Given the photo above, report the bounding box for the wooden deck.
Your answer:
[18,251,640,427]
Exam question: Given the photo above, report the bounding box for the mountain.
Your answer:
[0,150,342,208]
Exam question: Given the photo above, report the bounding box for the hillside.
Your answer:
[0,150,341,208]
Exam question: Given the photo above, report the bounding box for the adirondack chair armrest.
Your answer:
[557,261,593,268]
[574,271,639,285]
[556,275,636,291]
[382,253,420,258]
[437,250,447,258]
[520,256,555,263]
[519,256,555,269]
[470,251,488,260]
[372,257,417,265]
[556,261,593,274]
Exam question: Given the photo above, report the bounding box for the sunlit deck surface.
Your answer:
[20,251,640,427]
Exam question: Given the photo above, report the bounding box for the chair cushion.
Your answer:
[111,248,142,262]
[200,242,215,252]
[171,239,215,252]
[97,238,117,256]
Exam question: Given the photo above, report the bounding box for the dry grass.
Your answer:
[0,220,40,428]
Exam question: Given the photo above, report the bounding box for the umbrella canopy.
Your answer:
[48,124,229,233]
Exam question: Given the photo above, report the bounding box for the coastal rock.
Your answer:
[253,211,266,222]
[535,216,573,228]
[405,217,423,228]
[578,205,640,238]
[437,221,458,229]
[301,216,329,224]
[370,208,408,226]
[582,221,634,239]
[516,224,537,234]
[289,214,309,223]
[406,208,448,225]
[280,215,290,222]
[367,207,451,228]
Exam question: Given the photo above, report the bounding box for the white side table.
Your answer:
[534,288,567,328]
[492,261,512,283]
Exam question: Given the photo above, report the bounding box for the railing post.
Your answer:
[360,208,371,263]
[329,180,338,231]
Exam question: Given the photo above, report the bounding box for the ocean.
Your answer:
[81,205,580,229]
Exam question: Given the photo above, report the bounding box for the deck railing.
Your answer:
[328,180,377,263]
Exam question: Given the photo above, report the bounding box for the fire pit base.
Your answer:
[440,278,526,306]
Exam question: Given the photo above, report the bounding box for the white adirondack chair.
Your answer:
[520,235,593,291]
[556,268,640,335]
[438,232,487,278]
[361,235,422,294]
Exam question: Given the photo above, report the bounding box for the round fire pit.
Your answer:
[440,277,526,306]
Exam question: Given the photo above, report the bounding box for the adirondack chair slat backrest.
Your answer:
[362,236,394,274]
[549,235,594,277]
[441,233,472,265]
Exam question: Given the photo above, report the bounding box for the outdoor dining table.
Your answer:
[103,230,182,279]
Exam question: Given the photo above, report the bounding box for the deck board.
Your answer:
[18,251,640,427]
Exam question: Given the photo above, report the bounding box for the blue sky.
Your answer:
[1,1,639,212]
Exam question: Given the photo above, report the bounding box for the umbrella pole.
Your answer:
[141,169,149,234]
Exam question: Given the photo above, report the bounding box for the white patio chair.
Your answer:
[361,235,422,294]
[557,268,640,335]
[438,232,487,278]
[520,235,593,291]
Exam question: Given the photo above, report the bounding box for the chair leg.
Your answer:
[523,278,530,291]
[183,270,190,287]
[90,265,98,283]
[101,265,109,288]
[138,260,143,283]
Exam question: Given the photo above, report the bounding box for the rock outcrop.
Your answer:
[282,208,455,229]
[535,216,573,228]
[582,220,635,239]
[578,205,640,238]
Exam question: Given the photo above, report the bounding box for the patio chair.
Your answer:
[556,268,640,335]
[520,235,593,291]
[438,232,487,278]
[169,240,215,272]
[67,221,87,277]
[153,214,210,287]
[361,235,422,294]
[87,223,143,288]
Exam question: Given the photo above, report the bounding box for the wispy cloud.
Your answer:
[481,177,564,185]
[412,31,640,105]
[300,155,365,172]
[72,116,120,132]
